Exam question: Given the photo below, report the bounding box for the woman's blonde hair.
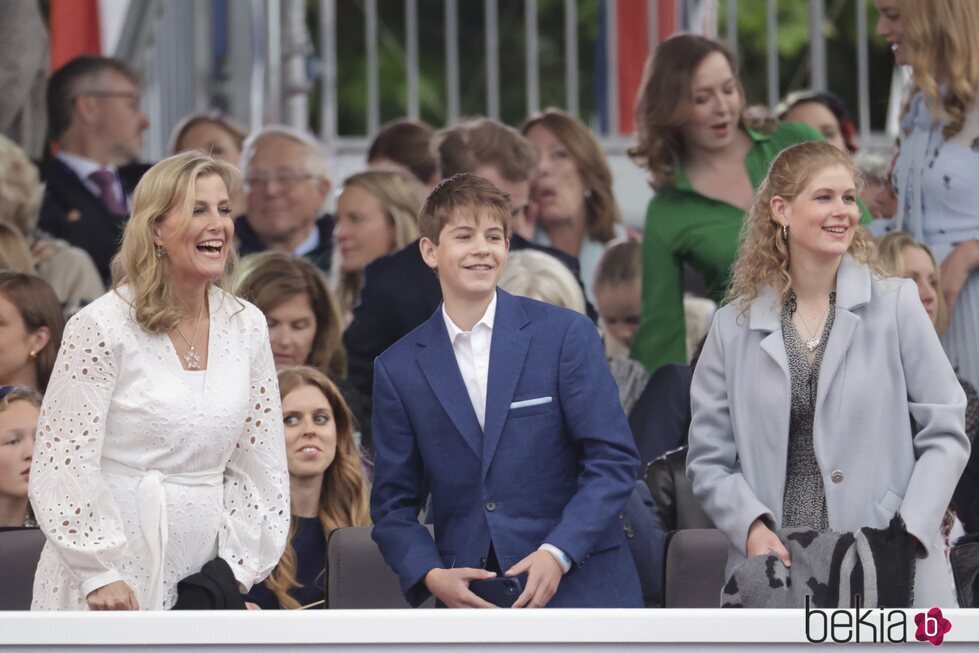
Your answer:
[263,366,370,609]
[236,252,347,379]
[0,134,43,235]
[0,222,34,273]
[899,0,979,139]
[498,250,586,315]
[521,108,622,243]
[334,170,423,317]
[877,231,948,334]
[629,34,749,190]
[727,141,877,310]
[110,151,241,333]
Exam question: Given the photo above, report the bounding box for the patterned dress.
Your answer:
[891,94,979,390]
[780,291,836,531]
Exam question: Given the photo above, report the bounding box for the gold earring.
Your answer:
[782,224,788,241]
[29,350,37,359]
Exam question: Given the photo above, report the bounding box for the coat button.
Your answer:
[831,470,844,484]
[485,501,496,512]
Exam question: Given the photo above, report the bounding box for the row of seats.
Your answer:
[0,526,728,609]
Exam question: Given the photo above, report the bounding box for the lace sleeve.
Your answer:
[218,312,289,591]
[28,307,127,597]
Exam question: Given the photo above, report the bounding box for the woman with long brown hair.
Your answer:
[0,271,65,393]
[245,366,370,609]
[627,34,859,373]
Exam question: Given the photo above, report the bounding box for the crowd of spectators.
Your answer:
[0,0,977,612]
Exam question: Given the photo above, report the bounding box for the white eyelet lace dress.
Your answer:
[28,286,290,610]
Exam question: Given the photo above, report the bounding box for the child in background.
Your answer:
[0,386,41,530]
[593,239,642,359]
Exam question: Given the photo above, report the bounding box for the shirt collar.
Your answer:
[442,292,497,342]
[56,152,118,182]
[672,125,769,192]
[294,224,321,256]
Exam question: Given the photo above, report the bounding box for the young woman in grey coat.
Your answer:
[687,141,969,608]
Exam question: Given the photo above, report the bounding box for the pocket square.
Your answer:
[509,396,552,409]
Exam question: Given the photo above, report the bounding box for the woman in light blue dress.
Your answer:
[883,0,979,389]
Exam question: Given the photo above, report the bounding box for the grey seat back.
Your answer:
[663,528,729,608]
[0,528,46,610]
[326,525,434,609]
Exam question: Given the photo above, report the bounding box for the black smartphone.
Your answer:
[469,576,524,607]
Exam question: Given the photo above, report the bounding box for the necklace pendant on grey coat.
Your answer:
[806,337,820,352]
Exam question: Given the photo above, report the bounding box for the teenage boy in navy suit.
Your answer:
[370,174,642,608]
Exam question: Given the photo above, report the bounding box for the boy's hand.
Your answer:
[506,550,562,608]
[423,567,498,608]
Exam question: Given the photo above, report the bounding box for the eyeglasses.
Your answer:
[245,171,317,191]
[78,91,142,110]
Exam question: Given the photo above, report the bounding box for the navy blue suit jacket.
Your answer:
[370,289,642,607]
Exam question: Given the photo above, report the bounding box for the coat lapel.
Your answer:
[415,308,484,459]
[815,256,871,414]
[481,291,531,479]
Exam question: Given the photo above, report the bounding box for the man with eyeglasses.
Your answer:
[37,55,151,282]
[344,117,591,414]
[237,126,335,274]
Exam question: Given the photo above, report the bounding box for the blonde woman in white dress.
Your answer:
[28,152,289,610]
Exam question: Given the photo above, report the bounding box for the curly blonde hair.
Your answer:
[263,366,370,609]
[899,0,979,139]
[727,141,877,310]
[110,152,242,333]
[629,34,747,190]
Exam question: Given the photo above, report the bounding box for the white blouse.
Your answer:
[29,286,289,610]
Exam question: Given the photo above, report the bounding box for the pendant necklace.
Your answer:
[796,301,829,352]
[174,300,206,370]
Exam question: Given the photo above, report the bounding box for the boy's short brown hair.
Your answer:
[418,173,511,244]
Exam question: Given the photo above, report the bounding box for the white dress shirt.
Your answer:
[441,293,572,574]
[442,293,496,431]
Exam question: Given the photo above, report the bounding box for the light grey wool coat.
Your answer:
[687,255,970,608]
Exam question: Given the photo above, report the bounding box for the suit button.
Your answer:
[831,470,844,484]
[485,501,496,512]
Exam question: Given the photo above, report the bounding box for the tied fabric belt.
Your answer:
[101,459,224,610]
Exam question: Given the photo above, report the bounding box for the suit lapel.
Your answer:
[481,291,531,479]
[42,158,118,222]
[415,309,484,459]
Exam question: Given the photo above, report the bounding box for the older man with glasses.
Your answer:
[237,126,335,274]
[37,55,151,282]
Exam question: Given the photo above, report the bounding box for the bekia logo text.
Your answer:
[805,596,953,644]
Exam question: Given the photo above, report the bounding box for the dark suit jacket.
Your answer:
[343,235,592,405]
[37,158,150,281]
[370,289,642,607]
[235,214,335,274]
